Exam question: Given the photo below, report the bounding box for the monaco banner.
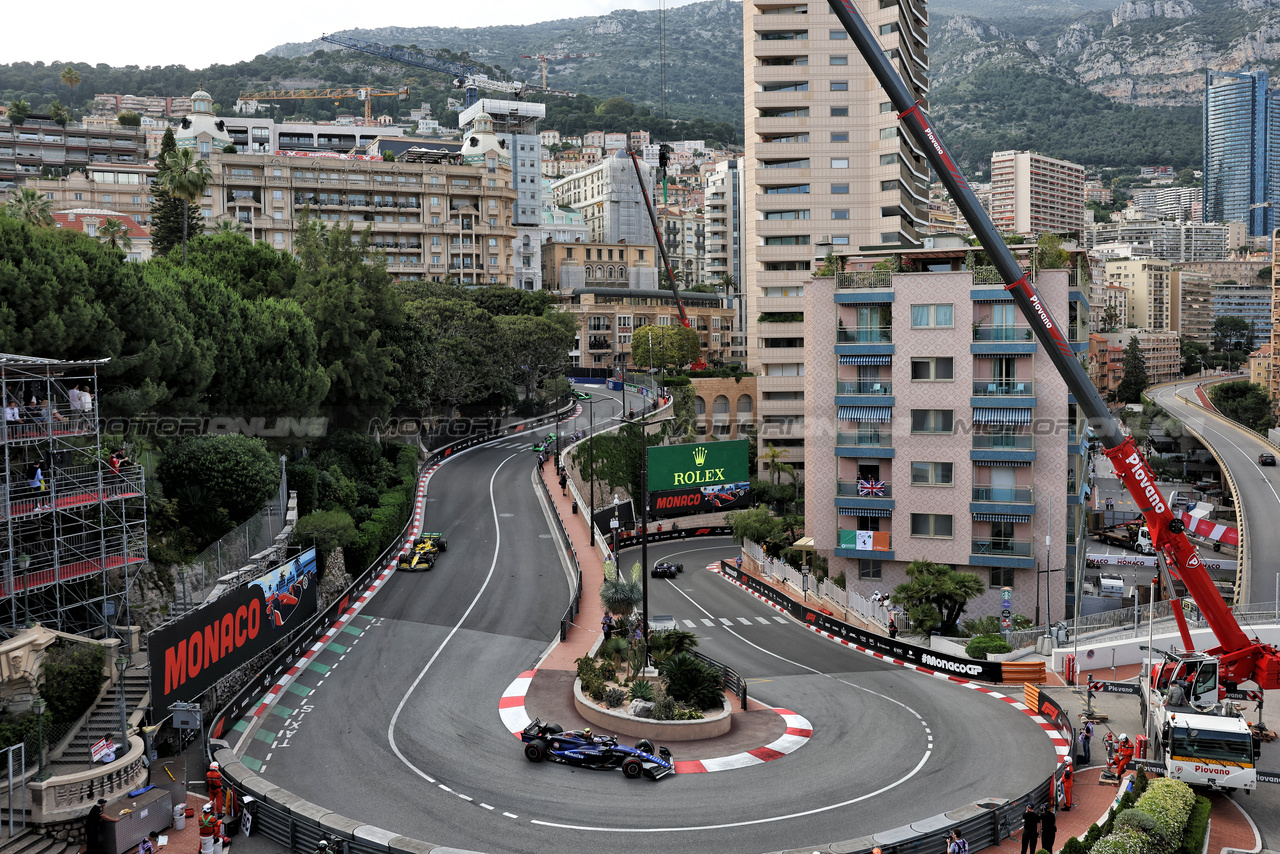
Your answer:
[148,549,318,709]
[649,481,751,518]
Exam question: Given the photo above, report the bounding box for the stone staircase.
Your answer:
[0,827,79,854]
[44,669,149,777]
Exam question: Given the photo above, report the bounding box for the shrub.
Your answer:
[659,653,723,710]
[604,687,626,708]
[651,693,677,721]
[157,434,280,524]
[647,629,700,662]
[965,634,1012,660]
[1083,823,1103,849]
[588,680,606,702]
[1177,796,1211,854]
[38,640,107,723]
[1090,829,1157,854]
[1132,766,1149,797]
[1115,809,1157,835]
[598,660,617,681]
[0,710,51,751]
[1060,838,1089,854]
[671,704,705,720]
[286,463,319,516]
[576,655,599,682]
[629,679,655,702]
[1133,778,1196,850]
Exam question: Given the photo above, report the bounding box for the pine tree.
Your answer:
[149,128,202,257]
[1116,335,1149,404]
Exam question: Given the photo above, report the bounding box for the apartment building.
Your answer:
[1087,334,1125,399]
[0,116,147,184]
[549,153,657,246]
[541,239,658,292]
[1248,344,1271,389]
[92,93,192,118]
[52,209,152,261]
[205,125,517,285]
[804,253,1088,620]
[1095,330,1182,384]
[1133,186,1201,222]
[1106,258,1172,331]
[1174,269,1216,345]
[743,0,931,481]
[541,205,589,246]
[1083,211,1245,262]
[1203,69,1277,237]
[555,287,733,370]
[704,157,747,357]
[658,205,707,286]
[1212,278,1272,338]
[17,163,155,227]
[989,150,1085,237]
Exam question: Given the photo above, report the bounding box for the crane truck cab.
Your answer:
[1093,522,1154,555]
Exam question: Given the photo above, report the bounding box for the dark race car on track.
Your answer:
[651,560,683,578]
[520,719,674,780]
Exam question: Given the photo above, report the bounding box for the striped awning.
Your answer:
[973,513,1032,523]
[978,460,1033,467]
[973,407,1032,425]
[839,355,892,365]
[838,405,892,422]
[839,507,892,517]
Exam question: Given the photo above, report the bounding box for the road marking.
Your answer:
[719,617,733,626]
[701,618,714,626]
[683,619,697,627]
[773,616,788,623]
[755,616,771,624]
[503,812,519,819]
[736,617,752,625]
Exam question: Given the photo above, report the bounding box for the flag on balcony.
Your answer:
[857,479,885,496]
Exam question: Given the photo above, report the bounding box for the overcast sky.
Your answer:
[7,0,707,70]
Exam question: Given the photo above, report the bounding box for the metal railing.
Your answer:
[1005,599,1280,652]
[972,538,1033,557]
[972,485,1034,503]
[836,380,892,395]
[836,432,892,447]
[972,433,1034,450]
[837,480,892,497]
[972,324,1034,342]
[972,380,1035,396]
[835,270,893,289]
[688,647,747,710]
[836,326,892,344]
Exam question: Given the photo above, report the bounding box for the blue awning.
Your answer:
[838,405,893,422]
[839,507,892,517]
[973,407,1032,426]
[976,459,1033,467]
[839,355,892,365]
[973,513,1032,522]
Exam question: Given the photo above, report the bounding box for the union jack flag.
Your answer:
[858,479,885,496]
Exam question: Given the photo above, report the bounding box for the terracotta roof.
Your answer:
[52,209,149,238]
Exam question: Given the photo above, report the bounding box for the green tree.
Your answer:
[6,99,30,127]
[293,508,356,571]
[155,147,212,264]
[150,129,202,258]
[48,100,69,128]
[1212,316,1253,353]
[395,296,503,412]
[97,218,132,251]
[630,324,700,372]
[1036,233,1070,269]
[117,111,142,127]
[59,66,81,107]
[1101,305,1122,332]
[156,434,281,524]
[292,217,403,426]
[725,505,784,549]
[1209,380,1276,433]
[1181,339,1210,376]
[1116,335,1149,404]
[579,422,667,502]
[184,230,298,300]
[4,187,55,227]
[595,96,635,117]
[891,560,984,636]
[496,311,577,402]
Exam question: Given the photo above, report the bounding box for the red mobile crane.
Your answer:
[627,149,690,328]
[825,0,1280,694]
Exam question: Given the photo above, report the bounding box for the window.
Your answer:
[764,184,810,195]
[881,179,899,192]
[762,159,811,169]
[831,158,849,169]
[832,235,850,245]
[831,81,848,91]
[831,107,849,117]
[831,55,849,65]
[910,304,954,327]
[880,23,900,34]
[880,127,899,139]
[880,153,898,166]
[911,409,953,434]
[990,567,1015,588]
[764,210,810,220]
[760,107,810,118]
[829,29,848,39]
[831,132,849,142]
[910,514,953,538]
[832,209,849,220]
[73,192,83,201]
[764,235,810,245]
[831,183,849,194]
[858,559,881,580]
[911,462,954,486]
[911,357,954,381]
[880,102,895,114]
[762,82,809,92]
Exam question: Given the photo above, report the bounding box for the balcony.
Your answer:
[836,432,892,448]
[971,537,1034,561]
[837,380,892,395]
[972,324,1034,342]
[835,271,894,289]
[587,337,613,351]
[835,529,893,559]
[972,485,1034,504]
[837,480,893,498]
[971,434,1034,451]
[971,380,1034,396]
[837,326,892,344]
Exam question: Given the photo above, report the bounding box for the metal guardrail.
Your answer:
[689,645,747,711]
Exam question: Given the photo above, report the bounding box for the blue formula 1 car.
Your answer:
[520,718,674,780]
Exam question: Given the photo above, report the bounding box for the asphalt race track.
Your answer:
[250,391,1056,854]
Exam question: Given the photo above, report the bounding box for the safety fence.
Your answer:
[744,538,897,629]
[532,458,586,644]
[689,639,747,712]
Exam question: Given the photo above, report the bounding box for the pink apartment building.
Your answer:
[804,246,1091,622]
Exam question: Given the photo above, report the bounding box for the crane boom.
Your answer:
[825,0,1280,690]
[627,150,689,327]
[237,86,409,125]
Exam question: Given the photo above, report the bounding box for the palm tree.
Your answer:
[59,67,81,108]
[6,99,31,127]
[4,187,55,227]
[98,218,132,251]
[214,219,246,234]
[155,148,212,264]
[48,100,70,128]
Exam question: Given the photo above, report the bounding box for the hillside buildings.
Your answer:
[549,153,657,247]
[1082,211,1245,263]
[0,115,147,185]
[1105,259,1172,331]
[989,150,1086,237]
[742,0,931,481]
[1203,69,1278,237]
[705,157,747,355]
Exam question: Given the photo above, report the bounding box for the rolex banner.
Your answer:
[649,482,751,518]
[647,440,750,493]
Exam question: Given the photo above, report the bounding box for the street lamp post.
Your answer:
[115,653,129,748]
[31,694,46,780]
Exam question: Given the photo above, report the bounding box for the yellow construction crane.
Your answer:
[236,86,410,126]
[519,54,599,91]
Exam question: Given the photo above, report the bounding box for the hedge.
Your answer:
[286,463,319,517]
[1133,777,1196,850]
[965,633,1012,659]
[1177,796,1211,854]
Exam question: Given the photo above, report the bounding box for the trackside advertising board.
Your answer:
[647,440,749,493]
[649,482,751,518]
[149,548,318,708]
[718,561,1004,682]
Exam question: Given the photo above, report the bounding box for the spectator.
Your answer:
[888,617,898,640]
[601,612,613,641]
[40,399,66,424]
[1078,717,1093,764]
[1038,804,1057,853]
[1019,803,1039,854]
[3,399,20,424]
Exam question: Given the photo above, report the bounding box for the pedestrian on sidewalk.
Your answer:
[1019,803,1039,854]
[1039,804,1057,853]
[601,612,614,641]
[559,472,568,496]
[1105,496,1114,511]
[1079,717,1093,764]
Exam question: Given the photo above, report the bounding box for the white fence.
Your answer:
[743,539,898,629]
